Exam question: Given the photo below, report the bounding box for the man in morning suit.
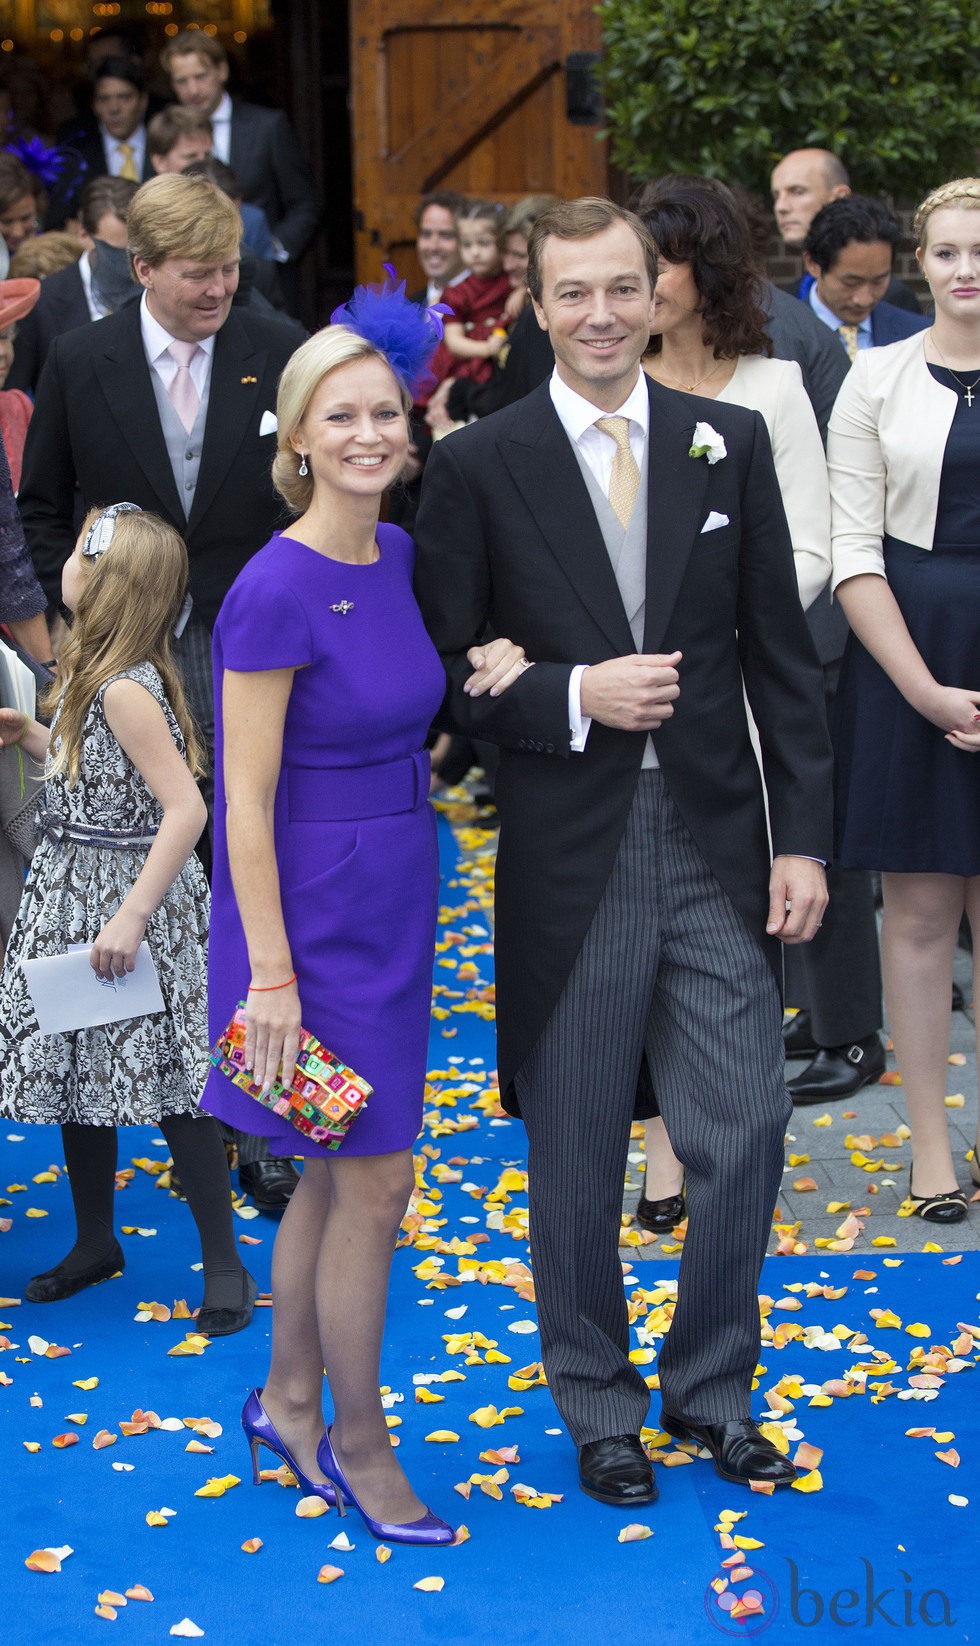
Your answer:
[7,177,138,395]
[414,199,832,1506]
[161,31,320,316]
[19,172,299,1211]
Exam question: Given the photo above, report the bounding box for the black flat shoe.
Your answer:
[197,1270,257,1337]
[787,1036,885,1104]
[660,1410,796,1486]
[239,1158,300,1211]
[25,1242,125,1303]
[578,1434,658,1506]
[636,1191,685,1233]
[782,1010,817,1060]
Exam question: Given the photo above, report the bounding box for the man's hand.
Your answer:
[766,856,828,944]
[580,653,682,731]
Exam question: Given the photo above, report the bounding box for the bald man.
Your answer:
[771,148,920,313]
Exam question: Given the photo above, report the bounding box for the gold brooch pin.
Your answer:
[241,375,257,384]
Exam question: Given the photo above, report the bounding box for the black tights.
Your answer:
[50,1115,244,1310]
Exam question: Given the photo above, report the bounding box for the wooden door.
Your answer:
[349,0,607,286]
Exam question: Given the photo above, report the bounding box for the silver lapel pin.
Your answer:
[330,601,355,615]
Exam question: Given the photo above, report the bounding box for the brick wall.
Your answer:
[764,205,932,304]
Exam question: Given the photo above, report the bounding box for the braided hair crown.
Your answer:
[914,178,980,245]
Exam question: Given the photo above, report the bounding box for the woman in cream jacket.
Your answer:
[829,177,980,1224]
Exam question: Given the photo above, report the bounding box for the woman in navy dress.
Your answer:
[204,299,526,1543]
[830,178,980,1224]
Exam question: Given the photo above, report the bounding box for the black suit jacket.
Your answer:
[6,262,91,394]
[414,378,833,1100]
[20,299,294,626]
[228,100,320,262]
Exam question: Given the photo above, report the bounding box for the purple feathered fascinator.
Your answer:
[330,264,450,399]
[4,134,68,190]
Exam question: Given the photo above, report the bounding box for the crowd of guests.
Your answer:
[0,85,977,1537]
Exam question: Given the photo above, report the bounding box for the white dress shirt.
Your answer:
[548,367,649,751]
[209,92,233,164]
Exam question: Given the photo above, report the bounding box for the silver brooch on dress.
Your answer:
[330,601,355,615]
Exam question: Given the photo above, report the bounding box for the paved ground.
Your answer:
[624,939,980,1259]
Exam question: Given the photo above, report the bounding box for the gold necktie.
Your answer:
[117,142,138,182]
[837,324,859,362]
[594,415,640,527]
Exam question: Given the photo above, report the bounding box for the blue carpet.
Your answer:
[1,815,978,1645]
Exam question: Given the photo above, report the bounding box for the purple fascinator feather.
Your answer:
[331,264,450,398]
[4,135,66,189]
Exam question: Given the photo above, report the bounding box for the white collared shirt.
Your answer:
[548,367,649,752]
[140,293,216,399]
[209,92,233,164]
[101,124,146,179]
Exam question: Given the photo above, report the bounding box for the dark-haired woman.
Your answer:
[633,175,831,1224]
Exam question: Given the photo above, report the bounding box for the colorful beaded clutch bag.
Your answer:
[209,1003,371,1149]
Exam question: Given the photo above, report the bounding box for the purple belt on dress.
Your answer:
[39,807,159,850]
[285,749,431,822]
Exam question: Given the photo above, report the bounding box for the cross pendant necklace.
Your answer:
[928,330,980,404]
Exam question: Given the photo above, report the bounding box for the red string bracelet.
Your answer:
[247,973,297,992]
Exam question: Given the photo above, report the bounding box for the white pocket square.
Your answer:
[700,511,729,533]
[259,410,278,436]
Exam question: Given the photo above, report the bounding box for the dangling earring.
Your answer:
[298,453,309,476]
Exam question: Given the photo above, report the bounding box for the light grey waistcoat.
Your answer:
[570,440,658,768]
[149,366,211,520]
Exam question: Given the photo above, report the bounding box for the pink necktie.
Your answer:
[167,340,201,433]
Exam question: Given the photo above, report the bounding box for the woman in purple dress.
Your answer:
[203,287,526,1544]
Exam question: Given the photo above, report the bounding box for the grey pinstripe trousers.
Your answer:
[514,771,789,1445]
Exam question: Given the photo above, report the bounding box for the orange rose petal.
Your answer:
[316,1565,343,1584]
[98,1591,126,1606]
[936,1449,960,1468]
[94,1604,117,1620]
[414,1576,445,1592]
[92,1430,117,1450]
[376,1545,392,1562]
[125,1586,154,1602]
[25,1550,61,1573]
[241,1538,263,1553]
[52,1433,79,1449]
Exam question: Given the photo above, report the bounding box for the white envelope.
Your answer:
[21,942,165,1034]
[259,410,278,436]
[701,511,730,533]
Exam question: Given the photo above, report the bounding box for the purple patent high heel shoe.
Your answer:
[317,1429,455,1545]
[242,1388,347,1507]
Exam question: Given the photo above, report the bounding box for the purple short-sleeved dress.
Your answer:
[200,526,447,1157]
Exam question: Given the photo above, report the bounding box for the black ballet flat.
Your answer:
[196,1270,257,1337]
[25,1242,125,1303]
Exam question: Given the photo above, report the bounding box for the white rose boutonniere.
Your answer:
[689,421,727,465]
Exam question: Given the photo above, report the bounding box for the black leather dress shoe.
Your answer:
[578,1434,658,1506]
[782,1010,817,1059]
[636,1191,685,1233]
[197,1270,257,1337]
[786,1035,885,1104]
[25,1241,125,1303]
[239,1158,300,1211]
[661,1411,796,1486]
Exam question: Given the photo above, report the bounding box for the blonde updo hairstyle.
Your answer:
[272,325,412,515]
[914,178,980,247]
